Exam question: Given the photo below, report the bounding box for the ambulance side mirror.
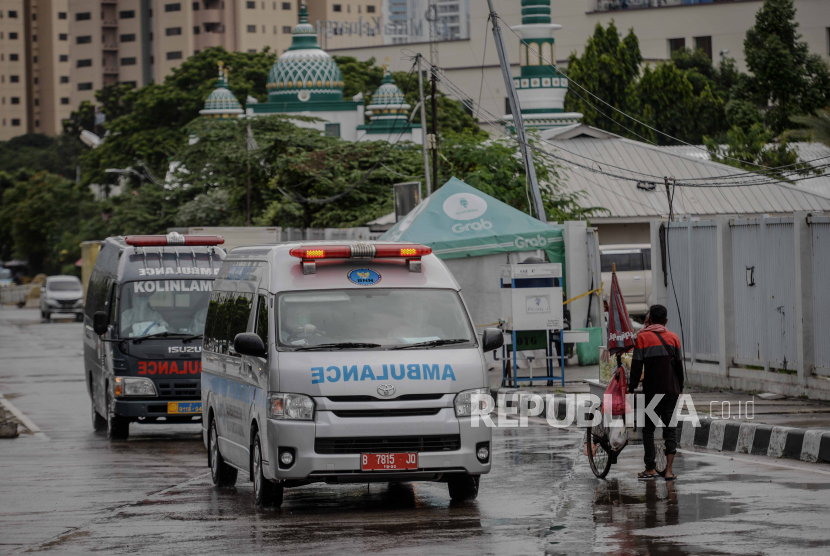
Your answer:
[234,333,267,358]
[482,328,504,352]
[93,311,109,336]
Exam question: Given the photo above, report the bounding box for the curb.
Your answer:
[489,388,830,465]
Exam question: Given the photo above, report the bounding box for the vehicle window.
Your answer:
[119,280,213,338]
[203,291,253,355]
[256,294,268,347]
[107,283,118,324]
[601,252,644,272]
[643,248,652,270]
[0,269,11,279]
[277,289,475,349]
[228,293,254,355]
[86,272,108,315]
[48,280,82,291]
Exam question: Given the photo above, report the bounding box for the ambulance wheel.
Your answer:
[253,432,282,508]
[106,390,129,440]
[43,311,50,320]
[447,474,479,501]
[75,314,83,322]
[91,384,106,432]
[209,419,237,487]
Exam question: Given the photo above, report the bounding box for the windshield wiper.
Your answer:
[181,334,203,343]
[390,339,470,350]
[130,332,190,343]
[293,342,382,351]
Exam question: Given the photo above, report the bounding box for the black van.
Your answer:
[84,232,225,440]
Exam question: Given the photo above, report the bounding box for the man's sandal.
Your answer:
[664,474,678,481]
[637,471,659,479]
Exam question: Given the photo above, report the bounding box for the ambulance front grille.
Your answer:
[314,434,461,454]
[331,408,441,418]
[156,380,200,399]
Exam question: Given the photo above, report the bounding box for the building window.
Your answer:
[33,56,37,63]
[367,4,376,14]
[9,32,17,39]
[325,123,341,138]
[34,98,39,106]
[11,97,19,104]
[193,26,200,34]
[282,1,290,8]
[121,57,137,65]
[76,12,91,21]
[120,33,136,42]
[61,97,70,105]
[33,77,37,84]
[77,59,92,67]
[8,10,17,17]
[166,27,182,36]
[282,25,291,33]
[123,81,137,88]
[34,119,39,127]
[668,38,686,55]
[60,55,68,62]
[12,119,20,126]
[694,36,712,60]
[165,3,181,12]
[246,1,255,7]
[60,76,69,83]
[32,35,37,42]
[58,12,67,19]
[10,54,18,61]
[59,33,68,41]
[193,2,199,9]
[78,83,93,91]
[119,10,135,18]
[248,48,256,53]
[247,25,256,33]
[166,51,183,60]
[10,75,19,83]
[77,36,92,44]
[333,4,341,12]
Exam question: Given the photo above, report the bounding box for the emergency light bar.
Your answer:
[289,243,432,274]
[125,232,225,247]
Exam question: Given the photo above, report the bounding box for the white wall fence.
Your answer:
[650,212,830,400]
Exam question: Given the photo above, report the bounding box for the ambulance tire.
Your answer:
[106,390,129,440]
[447,474,479,501]
[43,311,50,320]
[91,383,106,432]
[253,433,283,508]
[209,419,237,487]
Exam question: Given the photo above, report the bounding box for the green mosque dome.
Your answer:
[200,63,243,117]
[266,3,344,104]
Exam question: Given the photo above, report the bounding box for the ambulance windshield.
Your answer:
[278,289,475,349]
[120,280,213,338]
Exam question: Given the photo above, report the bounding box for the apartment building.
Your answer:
[70,0,298,107]
[0,0,72,140]
[325,0,830,134]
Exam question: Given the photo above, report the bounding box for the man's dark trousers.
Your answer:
[642,394,678,470]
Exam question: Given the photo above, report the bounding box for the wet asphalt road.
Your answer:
[2,308,830,555]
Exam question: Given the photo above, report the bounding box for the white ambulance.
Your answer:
[201,242,502,507]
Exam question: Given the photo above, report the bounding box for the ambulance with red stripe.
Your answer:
[84,232,225,440]
[201,242,503,507]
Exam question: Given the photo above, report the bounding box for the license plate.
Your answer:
[361,453,418,471]
[167,402,202,414]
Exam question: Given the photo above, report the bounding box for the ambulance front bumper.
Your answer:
[263,409,492,482]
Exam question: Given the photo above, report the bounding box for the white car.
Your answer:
[600,244,652,318]
[40,275,84,321]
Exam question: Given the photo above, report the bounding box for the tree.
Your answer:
[563,21,642,136]
[741,0,830,133]
[786,109,830,147]
[704,123,817,179]
[0,134,84,178]
[0,172,103,274]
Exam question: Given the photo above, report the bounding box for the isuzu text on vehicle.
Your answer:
[84,232,225,440]
[201,242,503,507]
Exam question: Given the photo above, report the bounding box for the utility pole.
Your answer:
[246,121,253,226]
[486,0,547,223]
[417,55,432,197]
[430,69,439,193]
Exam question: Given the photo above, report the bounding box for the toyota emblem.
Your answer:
[377,384,395,397]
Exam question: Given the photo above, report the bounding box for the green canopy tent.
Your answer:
[381,177,565,268]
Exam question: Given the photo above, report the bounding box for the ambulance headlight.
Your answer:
[454,388,490,417]
[116,377,157,397]
[267,393,314,420]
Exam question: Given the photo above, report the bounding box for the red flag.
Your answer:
[607,268,635,354]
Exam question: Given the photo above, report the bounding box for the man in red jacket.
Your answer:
[628,304,683,480]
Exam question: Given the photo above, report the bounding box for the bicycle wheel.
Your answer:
[587,427,612,478]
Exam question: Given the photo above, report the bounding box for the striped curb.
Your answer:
[489,388,830,465]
